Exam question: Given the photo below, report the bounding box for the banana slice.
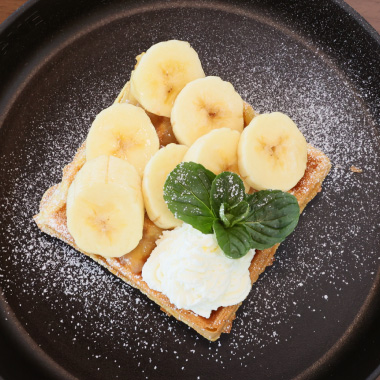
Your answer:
[238,112,308,191]
[67,155,144,257]
[142,143,188,229]
[183,128,249,191]
[86,103,159,177]
[130,40,205,117]
[171,76,244,146]
[115,81,139,106]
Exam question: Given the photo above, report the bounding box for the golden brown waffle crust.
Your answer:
[34,85,331,341]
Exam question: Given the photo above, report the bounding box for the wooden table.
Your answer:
[1,0,380,32]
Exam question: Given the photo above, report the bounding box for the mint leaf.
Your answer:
[210,172,245,215]
[163,162,216,234]
[213,220,253,259]
[219,201,250,228]
[219,203,232,227]
[244,190,300,250]
[227,201,250,227]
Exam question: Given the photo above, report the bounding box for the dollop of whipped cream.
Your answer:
[142,223,255,318]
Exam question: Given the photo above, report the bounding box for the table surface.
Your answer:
[1,0,380,32]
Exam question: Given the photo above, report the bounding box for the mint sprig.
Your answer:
[163,162,300,259]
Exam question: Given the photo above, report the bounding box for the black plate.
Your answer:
[1,0,380,379]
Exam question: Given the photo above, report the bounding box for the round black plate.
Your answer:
[1,1,380,379]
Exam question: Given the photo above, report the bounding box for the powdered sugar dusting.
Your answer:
[0,5,379,379]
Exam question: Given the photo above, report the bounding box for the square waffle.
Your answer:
[34,81,331,341]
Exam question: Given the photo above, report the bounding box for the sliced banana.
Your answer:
[115,81,139,106]
[171,76,244,146]
[67,155,144,258]
[130,40,205,117]
[238,112,308,191]
[142,143,188,229]
[183,128,249,191]
[86,103,159,177]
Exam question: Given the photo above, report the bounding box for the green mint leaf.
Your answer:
[213,220,253,259]
[227,200,250,227]
[219,203,231,227]
[210,172,245,216]
[244,190,300,249]
[163,162,216,234]
[219,201,250,228]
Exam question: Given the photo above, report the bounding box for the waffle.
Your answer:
[34,82,331,341]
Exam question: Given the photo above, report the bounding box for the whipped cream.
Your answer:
[141,223,255,318]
